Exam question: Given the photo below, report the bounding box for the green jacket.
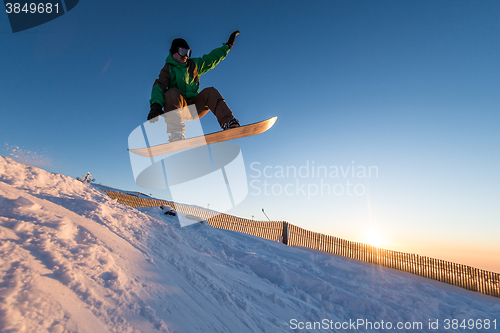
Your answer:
[150,43,230,106]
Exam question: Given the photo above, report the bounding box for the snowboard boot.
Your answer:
[168,131,185,142]
[221,118,240,130]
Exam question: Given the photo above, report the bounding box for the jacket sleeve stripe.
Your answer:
[149,63,170,106]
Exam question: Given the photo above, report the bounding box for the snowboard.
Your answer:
[128,116,277,157]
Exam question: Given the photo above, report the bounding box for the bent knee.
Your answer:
[201,87,223,98]
[164,88,187,110]
[164,88,183,98]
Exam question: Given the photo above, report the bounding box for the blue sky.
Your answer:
[1,0,499,272]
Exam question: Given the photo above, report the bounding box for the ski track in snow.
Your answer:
[0,155,499,333]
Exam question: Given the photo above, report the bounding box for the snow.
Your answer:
[0,155,499,333]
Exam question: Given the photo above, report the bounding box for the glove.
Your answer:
[226,30,240,50]
[147,103,164,123]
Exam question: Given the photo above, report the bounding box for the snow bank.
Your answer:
[0,156,498,332]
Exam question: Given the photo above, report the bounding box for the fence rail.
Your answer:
[102,190,500,298]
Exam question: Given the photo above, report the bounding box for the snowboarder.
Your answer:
[147,31,241,142]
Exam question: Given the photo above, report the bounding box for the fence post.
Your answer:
[282,222,288,245]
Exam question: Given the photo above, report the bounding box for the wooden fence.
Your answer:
[103,190,284,242]
[287,223,499,297]
[102,190,499,298]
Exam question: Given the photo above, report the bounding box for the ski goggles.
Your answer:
[177,47,192,58]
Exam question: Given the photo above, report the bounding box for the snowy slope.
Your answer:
[0,156,498,333]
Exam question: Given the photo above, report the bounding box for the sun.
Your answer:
[363,228,387,247]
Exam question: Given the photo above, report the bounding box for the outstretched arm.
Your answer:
[226,30,240,50]
[194,31,240,75]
